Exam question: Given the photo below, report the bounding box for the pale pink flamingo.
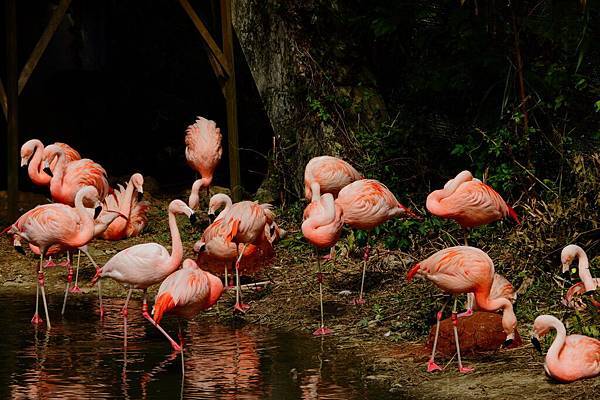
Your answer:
[5,186,103,329]
[302,192,343,335]
[531,315,600,382]
[560,244,600,310]
[20,139,80,187]
[91,199,196,350]
[42,144,110,206]
[462,272,516,317]
[407,246,517,373]
[304,155,362,200]
[426,170,519,244]
[100,173,150,240]
[335,179,418,304]
[185,116,223,209]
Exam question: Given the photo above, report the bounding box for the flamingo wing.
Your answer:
[63,159,110,200]
[184,117,223,178]
[102,243,169,287]
[54,142,81,162]
[304,156,362,198]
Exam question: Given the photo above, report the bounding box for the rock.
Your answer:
[426,311,522,357]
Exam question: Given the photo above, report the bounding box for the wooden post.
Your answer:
[221,0,241,201]
[6,0,19,220]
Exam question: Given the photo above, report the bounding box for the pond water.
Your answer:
[0,293,397,399]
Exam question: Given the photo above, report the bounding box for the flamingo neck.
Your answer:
[474,290,515,335]
[28,141,49,185]
[545,318,567,366]
[575,248,597,292]
[121,177,137,218]
[310,182,321,203]
[215,196,233,221]
[71,192,95,246]
[50,151,67,187]
[167,210,184,272]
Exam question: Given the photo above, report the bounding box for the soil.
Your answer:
[1,191,598,400]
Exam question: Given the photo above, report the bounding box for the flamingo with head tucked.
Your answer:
[20,139,80,187]
[304,155,362,201]
[185,117,222,209]
[426,170,519,244]
[302,192,343,335]
[560,244,600,310]
[335,178,418,304]
[407,246,517,373]
[462,272,516,317]
[91,199,195,350]
[531,315,600,382]
[5,186,103,329]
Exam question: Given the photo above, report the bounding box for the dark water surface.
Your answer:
[0,293,395,399]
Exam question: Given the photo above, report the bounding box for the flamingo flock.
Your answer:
[3,117,599,384]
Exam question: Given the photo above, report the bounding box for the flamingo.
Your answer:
[426,170,519,244]
[531,315,600,382]
[302,192,343,335]
[304,155,362,201]
[560,244,600,310]
[91,199,196,350]
[185,116,223,209]
[42,144,110,206]
[335,178,417,304]
[100,173,150,240]
[20,139,80,187]
[407,246,517,373]
[462,272,516,317]
[5,186,103,329]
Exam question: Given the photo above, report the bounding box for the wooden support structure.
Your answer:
[179,0,242,201]
[6,0,19,220]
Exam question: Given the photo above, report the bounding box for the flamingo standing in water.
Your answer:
[407,246,517,373]
[426,170,519,244]
[91,199,195,350]
[302,192,343,335]
[20,139,80,187]
[304,156,362,201]
[185,117,222,209]
[335,179,417,304]
[100,173,150,240]
[5,186,103,329]
[531,315,600,382]
[560,244,600,309]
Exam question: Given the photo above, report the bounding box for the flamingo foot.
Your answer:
[352,297,366,305]
[457,308,473,318]
[427,360,442,373]
[233,303,250,313]
[69,284,81,293]
[321,254,332,261]
[312,326,333,336]
[57,260,71,268]
[43,260,57,268]
[459,366,474,373]
[171,341,182,352]
[31,313,44,325]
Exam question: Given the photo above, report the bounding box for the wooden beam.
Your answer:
[0,78,6,118]
[18,0,72,95]
[221,0,241,201]
[178,0,232,78]
[6,0,19,220]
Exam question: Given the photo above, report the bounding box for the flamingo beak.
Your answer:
[531,335,542,354]
[404,207,423,220]
[14,244,25,255]
[208,212,216,223]
[94,206,102,219]
[137,191,144,202]
[189,212,198,225]
[43,167,53,177]
[20,158,28,167]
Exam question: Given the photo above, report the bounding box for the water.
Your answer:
[0,293,395,399]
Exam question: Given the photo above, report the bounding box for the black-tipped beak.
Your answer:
[137,192,144,202]
[94,206,102,219]
[196,243,206,253]
[531,336,542,354]
[502,338,513,348]
[43,167,53,177]
[208,212,216,223]
[14,245,25,255]
[189,213,197,225]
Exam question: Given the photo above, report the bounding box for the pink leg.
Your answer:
[37,253,51,330]
[44,256,57,268]
[122,288,133,348]
[69,251,82,293]
[61,264,75,315]
[452,298,474,373]
[427,297,450,372]
[234,244,250,313]
[31,276,44,325]
[57,251,71,267]
[313,249,332,336]
[141,290,182,351]
[353,239,370,305]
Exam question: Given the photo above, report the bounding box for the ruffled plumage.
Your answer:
[304,156,362,200]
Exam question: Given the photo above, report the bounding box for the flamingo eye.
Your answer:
[571,267,577,275]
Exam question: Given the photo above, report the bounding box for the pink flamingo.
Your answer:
[531,315,600,382]
[304,155,362,201]
[302,192,343,335]
[42,144,110,206]
[20,139,80,187]
[185,117,223,209]
[100,173,150,240]
[462,272,516,317]
[91,199,196,350]
[426,170,519,244]
[560,244,600,310]
[335,179,418,304]
[5,186,103,329]
[407,246,517,373]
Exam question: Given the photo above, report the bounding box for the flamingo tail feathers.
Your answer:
[506,204,520,224]
[406,263,421,282]
[153,292,175,324]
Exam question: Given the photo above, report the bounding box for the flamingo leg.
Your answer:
[458,293,474,318]
[223,263,229,289]
[32,264,43,325]
[234,244,250,313]
[354,232,370,305]
[81,249,104,318]
[178,319,185,376]
[452,297,473,373]
[313,248,332,336]
[141,289,182,351]
[37,252,51,330]
[57,251,71,267]
[70,251,82,293]
[61,261,75,315]
[427,297,450,372]
[122,288,133,348]
[463,229,469,246]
